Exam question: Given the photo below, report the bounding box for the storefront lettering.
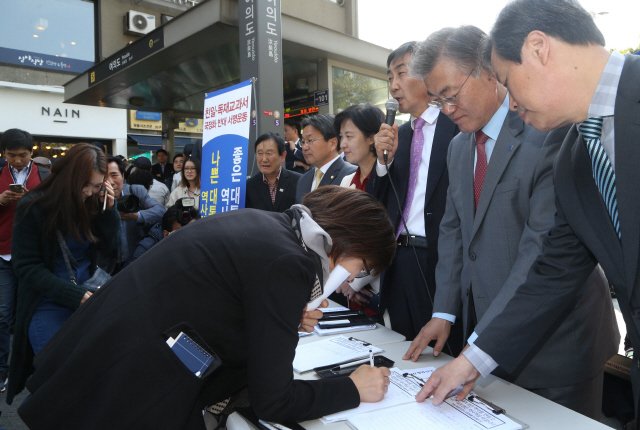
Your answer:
[42,107,80,118]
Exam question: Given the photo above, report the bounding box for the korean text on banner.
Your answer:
[200,80,252,217]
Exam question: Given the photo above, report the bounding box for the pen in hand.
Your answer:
[369,349,374,367]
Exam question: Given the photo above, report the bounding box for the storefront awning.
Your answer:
[63,0,390,115]
[128,134,199,151]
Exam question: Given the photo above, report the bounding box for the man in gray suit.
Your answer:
[404,25,618,419]
[295,114,356,204]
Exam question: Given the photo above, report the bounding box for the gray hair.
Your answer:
[409,25,489,80]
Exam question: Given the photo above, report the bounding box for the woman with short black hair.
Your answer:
[17,186,396,429]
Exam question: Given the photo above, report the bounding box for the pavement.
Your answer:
[0,389,28,430]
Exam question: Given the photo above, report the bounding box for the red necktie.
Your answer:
[474,131,489,212]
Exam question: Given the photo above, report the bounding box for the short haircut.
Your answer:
[173,153,184,162]
[254,132,286,155]
[302,186,396,275]
[387,41,417,69]
[156,149,168,156]
[162,206,181,232]
[1,128,34,152]
[489,0,605,64]
[106,155,126,175]
[301,114,337,148]
[127,169,154,191]
[284,120,301,134]
[411,26,487,79]
[333,103,384,155]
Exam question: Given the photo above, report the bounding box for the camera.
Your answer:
[175,197,199,225]
[116,194,141,213]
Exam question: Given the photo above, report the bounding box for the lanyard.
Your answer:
[9,162,32,186]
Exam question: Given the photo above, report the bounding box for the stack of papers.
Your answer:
[292,335,383,373]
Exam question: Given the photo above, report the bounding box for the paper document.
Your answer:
[306,265,350,311]
[292,335,383,373]
[347,391,522,430]
[322,367,434,423]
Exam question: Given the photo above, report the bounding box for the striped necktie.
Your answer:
[579,117,621,239]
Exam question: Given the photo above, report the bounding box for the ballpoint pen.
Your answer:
[331,358,371,371]
[468,395,506,415]
[369,349,374,367]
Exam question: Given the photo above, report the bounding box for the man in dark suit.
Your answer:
[403,26,617,419]
[370,42,461,352]
[419,0,640,422]
[284,119,309,174]
[151,149,174,182]
[245,132,302,212]
[295,114,356,204]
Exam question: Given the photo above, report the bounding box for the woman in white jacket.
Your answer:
[167,157,200,209]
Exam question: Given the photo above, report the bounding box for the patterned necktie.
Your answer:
[314,169,324,190]
[579,117,621,238]
[398,117,426,239]
[474,130,489,212]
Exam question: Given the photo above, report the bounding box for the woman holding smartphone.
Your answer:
[6,143,119,405]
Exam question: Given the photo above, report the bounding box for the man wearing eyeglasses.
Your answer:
[370,42,461,352]
[403,26,617,419]
[294,114,356,204]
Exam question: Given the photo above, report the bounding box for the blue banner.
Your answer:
[200,80,252,217]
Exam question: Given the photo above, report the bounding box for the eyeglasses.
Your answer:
[355,259,374,278]
[300,137,324,147]
[184,167,197,172]
[428,68,475,110]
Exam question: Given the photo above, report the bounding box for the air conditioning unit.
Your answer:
[124,10,156,36]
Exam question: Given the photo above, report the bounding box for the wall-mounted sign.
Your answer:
[0,47,93,74]
[89,28,164,87]
[130,110,203,133]
[314,89,329,107]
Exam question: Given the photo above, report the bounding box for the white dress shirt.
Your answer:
[309,154,342,193]
[376,107,440,237]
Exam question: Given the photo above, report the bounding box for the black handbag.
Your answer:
[56,231,111,293]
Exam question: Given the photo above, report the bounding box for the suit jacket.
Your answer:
[18,210,360,429]
[367,113,458,296]
[295,156,356,203]
[434,111,618,388]
[152,162,174,181]
[245,168,302,213]
[475,54,640,398]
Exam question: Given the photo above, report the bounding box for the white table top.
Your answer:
[297,324,405,347]
[296,342,613,430]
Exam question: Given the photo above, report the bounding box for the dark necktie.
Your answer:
[579,117,620,239]
[474,130,489,212]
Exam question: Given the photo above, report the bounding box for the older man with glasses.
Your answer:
[294,114,356,204]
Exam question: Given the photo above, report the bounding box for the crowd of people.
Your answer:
[0,0,639,428]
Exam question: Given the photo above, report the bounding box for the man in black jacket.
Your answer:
[246,132,301,213]
[295,114,356,203]
[370,42,461,352]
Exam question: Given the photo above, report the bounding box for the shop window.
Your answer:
[331,67,389,113]
[0,0,96,74]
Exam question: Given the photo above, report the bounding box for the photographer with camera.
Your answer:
[167,157,201,210]
[103,156,165,273]
[6,143,119,405]
[128,199,201,266]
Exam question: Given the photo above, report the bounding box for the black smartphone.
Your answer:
[9,184,23,193]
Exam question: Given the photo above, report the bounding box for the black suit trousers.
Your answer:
[382,246,464,356]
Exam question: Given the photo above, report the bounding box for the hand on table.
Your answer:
[403,317,451,361]
[416,354,480,404]
[349,365,391,403]
[298,299,329,332]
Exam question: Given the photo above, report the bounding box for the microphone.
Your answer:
[383,98,399,162]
